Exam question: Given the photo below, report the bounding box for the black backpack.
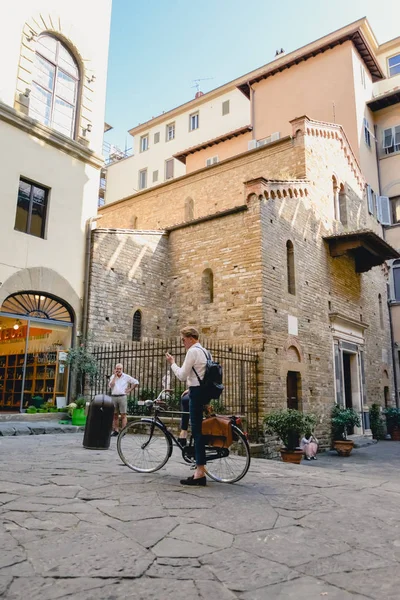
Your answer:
[193,348,224,401]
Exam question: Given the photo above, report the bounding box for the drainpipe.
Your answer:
[375,124,399,406]
[247,81,255,139]
[82,214,103,340]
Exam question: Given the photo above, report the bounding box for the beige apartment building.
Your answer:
[104,87,250,205]
[0,0,112,411]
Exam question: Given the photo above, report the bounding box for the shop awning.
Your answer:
[323,229,400,273]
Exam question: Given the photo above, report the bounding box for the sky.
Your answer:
[105,0,400,151]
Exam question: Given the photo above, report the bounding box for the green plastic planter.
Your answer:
[72,408,87,426]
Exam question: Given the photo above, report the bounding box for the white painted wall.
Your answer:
[105,87,250,203]
[0,0,112,305]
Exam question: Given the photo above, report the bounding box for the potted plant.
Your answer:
[370,403,386,441]
[264,409,316,464]
[331,405,361,456]
[384,407,400,441]
[71,397,87,426]
[65,340,99,398]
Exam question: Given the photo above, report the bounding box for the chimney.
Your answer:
[195,91,204,99]
[275,48,285,57]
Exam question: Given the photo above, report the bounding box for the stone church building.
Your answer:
[88,116,398,439]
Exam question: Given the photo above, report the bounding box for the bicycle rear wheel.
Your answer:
[205,425,251,483]
[117,420,172,473]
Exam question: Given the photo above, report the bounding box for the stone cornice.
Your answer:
[245,177,310,201]
[0,101,103,169]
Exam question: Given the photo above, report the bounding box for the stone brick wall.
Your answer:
[98,137,305,231]
[88,116,395,448]
[88,229,169,344]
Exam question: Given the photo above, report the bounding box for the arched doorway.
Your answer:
[0,292,74,412]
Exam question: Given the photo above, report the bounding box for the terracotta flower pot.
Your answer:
[391,427,400,441]
[333,439,354,456]
[280,448,303,464]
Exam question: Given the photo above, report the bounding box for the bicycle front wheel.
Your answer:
[205,425,251,484]
[117,420,172,473]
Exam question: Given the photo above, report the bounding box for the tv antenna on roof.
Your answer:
[191,77,214,92]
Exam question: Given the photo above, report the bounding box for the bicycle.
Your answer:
[116,389,251,484]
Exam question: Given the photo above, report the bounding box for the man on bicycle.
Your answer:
[166,326,209,487]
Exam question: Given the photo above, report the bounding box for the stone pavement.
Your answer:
[1,435,399,600]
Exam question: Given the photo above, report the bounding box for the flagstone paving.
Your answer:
[1,435,399,599]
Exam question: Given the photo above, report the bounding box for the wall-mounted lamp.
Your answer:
[86,123,92,133]
[13,320,22,331]
[23,88,31,98]
[87,74,96,84]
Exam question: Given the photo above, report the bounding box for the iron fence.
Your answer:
[90,338,259,440]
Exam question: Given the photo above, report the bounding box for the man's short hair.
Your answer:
[180,326,199,340]
[115,363,123,369]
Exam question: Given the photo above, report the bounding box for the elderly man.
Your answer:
[166,326,209,486]
[109,363,139,436]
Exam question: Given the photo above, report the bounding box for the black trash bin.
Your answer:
[83,394,114,450]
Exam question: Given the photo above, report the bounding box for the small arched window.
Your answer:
[286,241,295,295]
[378,294,384,329]
[332,175,340,221]
[201,269,214,303]
[132,310,142,341]
[30,34,80,139]
[185,197,194,221]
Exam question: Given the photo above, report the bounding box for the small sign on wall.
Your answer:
[288,315,298,336]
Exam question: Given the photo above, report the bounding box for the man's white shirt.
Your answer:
[171,343,209,387]
[109,373,138,395]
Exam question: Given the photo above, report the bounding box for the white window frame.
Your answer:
[140,135,149,153]
[189,112,199,131]
[138,168,147,190]
[383,125,400,155]
[363,118,371,148]
[388,53,400,78]
[166,122,175,141]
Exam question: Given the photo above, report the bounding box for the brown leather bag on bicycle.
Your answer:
[202,415,234,448]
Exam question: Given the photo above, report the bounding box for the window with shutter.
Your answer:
[165,159,174,180]
[189,112,199,131]
[166,123,175,141]
[140,135,149,152]
[394,125,400,150]
[393,261,400,301]
[222,100,230,116]
[367,185,374,215]
[377,196,391,225]
[154,132,160,144]
[363,119,371,147]
[383,128,393,150]
[139,169,147,190]
[390,196,400,224]
[206,156,219,166]
[152,170,158,183]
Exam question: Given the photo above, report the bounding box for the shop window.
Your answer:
[201,269,214,303]
[15,178,49,239]
[30,34,80,139]
[286,240,295,295]
[132,310,142,341]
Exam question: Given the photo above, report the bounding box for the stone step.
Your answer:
[0,420,84,436]
[0,412,68,422]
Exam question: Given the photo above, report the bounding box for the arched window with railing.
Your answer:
[132,310,142,341]
[286,240,296,295]
[30,34,80,139]
[201,269,214,303]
